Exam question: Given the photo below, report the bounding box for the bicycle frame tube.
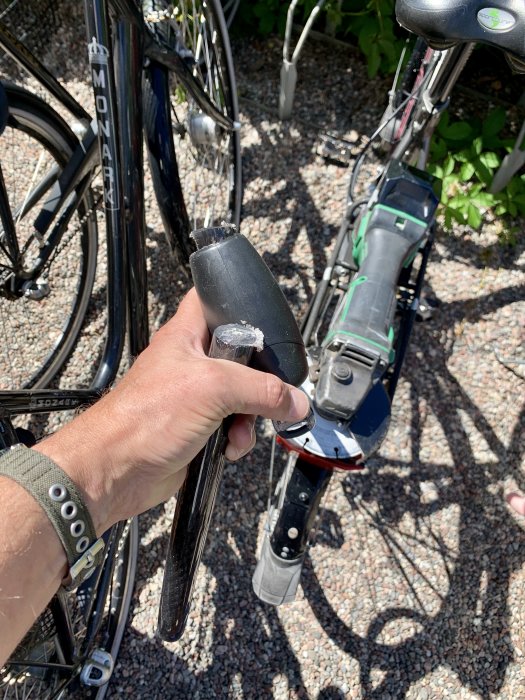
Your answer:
[0,389,100,414]
[425,42,475,105]
[392,42,475,165]
[0,21,91,124]
[113,15,149,357]
[84,0,131,387]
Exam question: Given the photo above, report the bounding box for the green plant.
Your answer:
[427,107,525,233]
[232,0,404,77]
[328,0,404,77]
[248,0,290,36]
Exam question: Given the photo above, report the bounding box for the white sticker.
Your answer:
[477,8,516,31]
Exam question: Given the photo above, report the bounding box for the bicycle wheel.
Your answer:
[145,0,242,231]
[0,84,98,390]
[1,518,139,699]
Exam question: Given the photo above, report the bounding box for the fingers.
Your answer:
[507,492,525,516]
[225,414,256,461]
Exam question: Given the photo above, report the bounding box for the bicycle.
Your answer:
[2,0,520,696]
[0,0,241,695]
[252,0,525,606]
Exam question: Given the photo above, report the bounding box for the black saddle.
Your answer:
[396,0,525,66]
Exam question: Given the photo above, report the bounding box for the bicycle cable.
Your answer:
[348,51,438,203]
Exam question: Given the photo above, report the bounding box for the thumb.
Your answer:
[218,361,309,424]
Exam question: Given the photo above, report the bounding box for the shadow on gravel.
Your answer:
[301,283,525,699]
[431,228,525,273]
[112,463,313,699]
[241,110,339,302]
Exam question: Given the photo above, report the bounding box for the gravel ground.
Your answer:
[2,8,525,699]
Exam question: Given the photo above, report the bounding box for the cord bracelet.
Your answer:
[0,443,104,589]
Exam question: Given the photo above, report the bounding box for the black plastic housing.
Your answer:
[396,0,525,59]
[190,227,308,387]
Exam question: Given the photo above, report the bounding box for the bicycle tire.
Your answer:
[1,517,139,699]
[145,0,242,233]
[0,84,98,390]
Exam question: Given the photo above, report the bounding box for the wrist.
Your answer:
[33,411,114,536]
[33,387,150,535]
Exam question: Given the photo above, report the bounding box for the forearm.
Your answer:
[0,289,309,665]
[0,411,115,666]
[0,475,67,665]
[0,390,184,665]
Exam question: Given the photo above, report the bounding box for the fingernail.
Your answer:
[226,444,242,461]
[289,388,310,421]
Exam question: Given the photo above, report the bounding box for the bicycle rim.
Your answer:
[0,518,138,700]
[149,0,241,230]
[0,85,98,390]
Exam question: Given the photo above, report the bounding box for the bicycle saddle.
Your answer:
[396,0,525,62]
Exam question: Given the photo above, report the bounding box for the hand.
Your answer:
[35,289,309,534]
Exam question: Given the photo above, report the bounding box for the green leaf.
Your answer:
[441,121,473,141]
[378,38,397,63]
[444,155,456,176]
[460,162,475,181]
[467,204,482,229]
[483,134,505,150]
[479,151,500,169]
[357,16,379,55]
[473,159,493,186]
[453,150,470,164]
[449,195,469,212]
[471,192,495,208]
[259,14,275,33]
[482,107,506,139]
[431,137,448,161]
[446,204,466,224]
[428,164,444,179]
[366,42,381,78]
[472,136,483,156]
[443,175,459,196]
